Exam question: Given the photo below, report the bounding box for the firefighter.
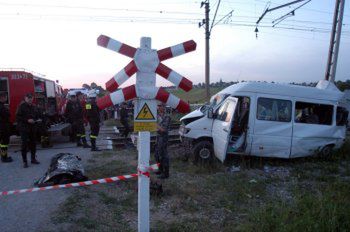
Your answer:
[77,91,91,148]
[16,93,40,168]
[65,94,78,142]
[65,92,90,148]
[86,91,101,151]
[0,92,13,163]
[37,102,51,148]
[155,103,171,179]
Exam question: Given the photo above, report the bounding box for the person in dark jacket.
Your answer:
[36,102,52,148]
[16,93,40,168]
[0,92,13,163]
[65,93,90,148]
[155,103,171,179]
[86,91,101,151]
[119,102,130,141]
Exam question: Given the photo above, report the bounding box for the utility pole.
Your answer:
[200,0,232,103]
[199,1,211,103]
[325,0,345,83]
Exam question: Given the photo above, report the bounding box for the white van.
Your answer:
[179,80,348,163]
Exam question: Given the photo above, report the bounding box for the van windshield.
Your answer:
[199,94,228,113]
[209,94,229,108]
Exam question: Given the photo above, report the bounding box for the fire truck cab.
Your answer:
[0,69,65,134]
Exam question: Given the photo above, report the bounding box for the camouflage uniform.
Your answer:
[155,112,171,179]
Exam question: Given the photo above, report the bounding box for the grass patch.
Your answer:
[51,190,90,224]
[168,87,225,104]
[50,141,350,231]
[85,159,135,179]
[239,180,350,232]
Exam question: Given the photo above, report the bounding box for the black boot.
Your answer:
[1,156,13,163]
[82,137,91,148]
[158,166,169,179]
[91,139,101,151]
[77,137,83,147]
[23,162,28,168]
[31,153,40,164]
[1,148,13,163]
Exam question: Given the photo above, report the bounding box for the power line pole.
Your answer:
[199,1,211,103]
[325,0,345,83]
[200,0,232,103]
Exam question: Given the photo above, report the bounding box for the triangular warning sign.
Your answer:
[135,103,155,120]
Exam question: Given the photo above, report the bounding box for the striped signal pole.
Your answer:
[96,35,196,232]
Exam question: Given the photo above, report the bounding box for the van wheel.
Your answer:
[192,141,214,164]
[318,145,333,159]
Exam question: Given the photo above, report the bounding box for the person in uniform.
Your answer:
[0,92,13,163]
[119,102,130,144]
[36,102,51,148]
[155,103,171,179]
[65,92,90,148]
[65,94,77,142]
[86,91,101,151]
[16,93,40,168]
[77,92,90,148]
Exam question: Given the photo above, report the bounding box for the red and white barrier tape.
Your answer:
[0,163,159,197]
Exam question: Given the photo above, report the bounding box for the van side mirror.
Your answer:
[208,108,214,118]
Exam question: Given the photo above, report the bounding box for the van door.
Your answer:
[251,96,293,158]
[212,97,238,162]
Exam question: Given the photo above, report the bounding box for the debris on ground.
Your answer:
[226,165,241,173]
[35,153,88,187]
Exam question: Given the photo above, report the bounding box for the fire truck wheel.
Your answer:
[192,140,214,165]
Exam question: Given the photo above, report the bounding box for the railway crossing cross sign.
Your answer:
[95,35,196,232]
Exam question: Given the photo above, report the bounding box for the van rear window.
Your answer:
[336,107,348,126]
[257,98,292,122]
[295,102,333,125]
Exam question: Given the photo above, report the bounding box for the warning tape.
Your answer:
[0,163,159,197]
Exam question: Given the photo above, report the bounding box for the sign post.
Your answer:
[95,35,196,232]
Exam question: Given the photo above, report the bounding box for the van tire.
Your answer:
[318,145,333,159]
[192,141,214,164]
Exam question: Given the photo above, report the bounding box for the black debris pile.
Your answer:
[35,153,88,187]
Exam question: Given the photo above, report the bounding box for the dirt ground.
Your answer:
[0,136,94,232]
[41,142,350,232]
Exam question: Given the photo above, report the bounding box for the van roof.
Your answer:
[218,81,344,102]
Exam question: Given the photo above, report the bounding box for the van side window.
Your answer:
[336,107,348,126]
[0,77,9,104]
[257,98,291,122]
[217,100,236,122]
[295,102,333,125]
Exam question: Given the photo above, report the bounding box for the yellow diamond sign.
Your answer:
[135,103,155,120]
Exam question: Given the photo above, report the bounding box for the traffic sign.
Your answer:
[135,103,155,120]
[134,100,157,132]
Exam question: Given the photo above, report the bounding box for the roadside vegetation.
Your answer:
[48,140,350,231]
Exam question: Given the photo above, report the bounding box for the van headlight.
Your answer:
[179,125,191,134]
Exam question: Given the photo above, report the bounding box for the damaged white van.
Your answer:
[179,80,348,163]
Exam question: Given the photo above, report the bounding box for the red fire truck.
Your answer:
[0,69,67,134]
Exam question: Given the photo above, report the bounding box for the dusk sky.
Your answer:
[0,0,349,89]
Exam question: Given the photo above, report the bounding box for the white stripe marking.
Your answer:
[166,94,180,109]
[167,71,182,86]
[114,69,129,86]
[107,39,122,52]
[110,90,125,105]
[170,44,185,57]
